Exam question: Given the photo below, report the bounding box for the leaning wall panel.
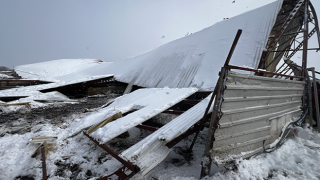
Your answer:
[211,71,303,166]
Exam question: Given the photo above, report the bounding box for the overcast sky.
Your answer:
[0,0,319,69]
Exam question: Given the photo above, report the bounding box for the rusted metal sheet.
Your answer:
[211,71,304,166]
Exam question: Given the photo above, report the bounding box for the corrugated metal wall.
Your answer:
[211,71,304,166]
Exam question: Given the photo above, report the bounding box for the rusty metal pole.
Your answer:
[311,68,320,131]
[200,29,242,178]
[306,70,313,125]
[200,67,227,178]
[302,0,309,112]
[41,144,47,180]
[302,0,309,77]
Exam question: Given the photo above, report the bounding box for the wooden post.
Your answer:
[41,144,47,180]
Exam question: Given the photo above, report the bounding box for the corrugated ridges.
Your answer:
[115,0,284,90]
[211,71,303,166]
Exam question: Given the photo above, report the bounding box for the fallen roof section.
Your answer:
[66,87,198,138]
[14,59,110,82]
[0,75,113,98]
[119,93,214,175]
[14,0,283,91]
[88,87,198,143]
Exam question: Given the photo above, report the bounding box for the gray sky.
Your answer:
[0,0,319,69]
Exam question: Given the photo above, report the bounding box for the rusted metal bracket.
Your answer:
[229,65,305,79]
[83,131,140,180]
[163,110,185,115]
[136,124,158,132]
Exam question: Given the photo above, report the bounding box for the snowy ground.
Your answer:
[1,95,320,180]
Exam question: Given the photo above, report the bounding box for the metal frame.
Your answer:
[308,68,320,132]
[258,0,320,78]
[136,124,158,132]
[82,116,208,179]
[83,131,140,180]
[229,65,305,79]
[258,0,305,70]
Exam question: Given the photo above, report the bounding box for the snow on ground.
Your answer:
[210,129,320,180]
[1,90,320,180]
[1,112,319,180]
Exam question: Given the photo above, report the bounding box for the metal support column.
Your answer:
[200,29,242,178]
[200,66,227,178]
[306,70,314,125]
[311,68,320,131]
[302,0,309,77]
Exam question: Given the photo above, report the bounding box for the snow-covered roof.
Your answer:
[13,0,283,91]
[14,59,112,82]
[86,87,198,143]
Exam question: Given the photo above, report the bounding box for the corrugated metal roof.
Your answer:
[211,71,304,166]
[113,0,283,90]
[120,93,213,175]
[14,59,106,82]
[12,1,283,91]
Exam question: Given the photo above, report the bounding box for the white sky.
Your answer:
[0,0,319,70]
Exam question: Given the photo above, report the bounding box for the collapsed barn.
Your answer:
[1,0,320,179]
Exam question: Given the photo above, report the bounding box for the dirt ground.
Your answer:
[0,96,115,136]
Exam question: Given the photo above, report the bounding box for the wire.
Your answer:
[263,108,309,153]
